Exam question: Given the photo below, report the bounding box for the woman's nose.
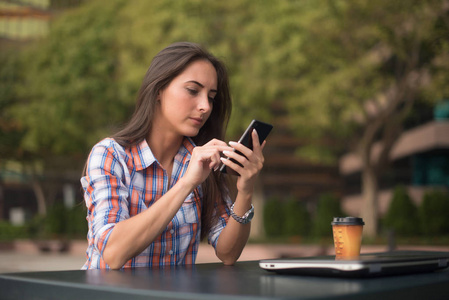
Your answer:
[198,93,211,112]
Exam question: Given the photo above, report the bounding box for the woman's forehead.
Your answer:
[176,60,218,90]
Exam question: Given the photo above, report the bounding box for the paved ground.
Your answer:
[0,252,86,273]
[1,241,448,274]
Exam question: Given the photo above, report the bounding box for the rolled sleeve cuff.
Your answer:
[208,199,232,249]
[95,223,115,256]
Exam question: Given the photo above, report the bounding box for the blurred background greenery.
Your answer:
[1,0,448,246]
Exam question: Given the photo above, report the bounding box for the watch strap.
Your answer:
[230,203,254,224]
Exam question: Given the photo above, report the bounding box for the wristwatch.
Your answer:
[230,203,254,224]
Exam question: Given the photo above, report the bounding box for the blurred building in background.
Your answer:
[260,101,342,203]
[0,0,81,43]
[340,100,449,217]
[0,0,50,42]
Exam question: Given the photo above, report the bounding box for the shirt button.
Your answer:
[170,229,174,234]
[169,250,173,255]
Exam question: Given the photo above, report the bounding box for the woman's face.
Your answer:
[155,59,218,138]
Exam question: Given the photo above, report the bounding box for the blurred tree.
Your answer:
[0,51,23,160]
[279,0,449,237]
[383,186,419,236]
[0,48,48,215]
[3,0,449,237]
[7,0,284,161]
[313,193,343,237]
[3,1,127,214]
[14,0,127,157]
[263,197,285,237]
[419,189,449,235]
[3,0,294,213]
[283,198,310,238]
[113,0,283,135]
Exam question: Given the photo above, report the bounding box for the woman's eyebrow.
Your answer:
[187,80,217,93]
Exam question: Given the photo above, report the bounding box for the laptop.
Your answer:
[259,250,449,278]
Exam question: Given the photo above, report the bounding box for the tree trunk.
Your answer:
[360,164,378,238]
[358,121,380,238]
[32,179,47,216]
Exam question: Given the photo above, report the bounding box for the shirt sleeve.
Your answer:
[208,194,232,248]
[81,139,130,258]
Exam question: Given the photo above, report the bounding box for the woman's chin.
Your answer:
[183,129,201,138]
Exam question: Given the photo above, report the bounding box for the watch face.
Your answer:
[247,211,254,220]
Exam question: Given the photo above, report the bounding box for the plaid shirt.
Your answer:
[81,137,231,269]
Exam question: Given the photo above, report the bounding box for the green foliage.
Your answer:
[0,222,27,241]
[263,198,285,237]
[283,198,310,237]
[313,193,344,237]
[383,186,419,236]
[2,0,449,241]
[44,203,69,236]
[25,214,46,238]
[115,0,286,137]
[26,202,87,239]
[0,50,26,159]
[419,189,449,236]
[264,193,343,239]
[5,0,302,165]
[12,0,128,156]
[66,204,88,237]
[282,0,449,162]
[263,197,311,238]
[4,0,448,163]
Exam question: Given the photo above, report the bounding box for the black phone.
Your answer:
[220,119,273,175]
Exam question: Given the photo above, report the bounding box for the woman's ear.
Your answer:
[157,90,163,102]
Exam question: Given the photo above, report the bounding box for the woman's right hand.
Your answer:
[182,139,233,188]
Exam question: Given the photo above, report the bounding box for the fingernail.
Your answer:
[223,150,231,156]
[229,141,237,146]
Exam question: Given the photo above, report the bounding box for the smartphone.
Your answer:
[220,119,273,175]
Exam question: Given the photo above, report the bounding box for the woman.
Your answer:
[81,42,266,269]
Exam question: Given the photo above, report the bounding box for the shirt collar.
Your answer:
[181,137,196,154]
[134,137,196,171]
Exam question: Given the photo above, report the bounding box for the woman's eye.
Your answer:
[187,88,198,95]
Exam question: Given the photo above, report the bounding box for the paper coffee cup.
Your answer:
[331,217,364,259]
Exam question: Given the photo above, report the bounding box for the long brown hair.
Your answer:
[112,42,233,240]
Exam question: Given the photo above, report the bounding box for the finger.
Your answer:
[228,129,263,157]
[202,144,234,154]
[204,138,228,148]
[195,148,221,169]
[228,141,253,158]
[220,156,243,175]
[209,150,223,171]
[251,129,261,149]
[194,143,234,162]
[222,150,247,167]
[251,129,264,155]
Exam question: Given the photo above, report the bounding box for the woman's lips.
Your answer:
[190,117,203,126]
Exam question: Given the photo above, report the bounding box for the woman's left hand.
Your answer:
[221,129,266,195]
